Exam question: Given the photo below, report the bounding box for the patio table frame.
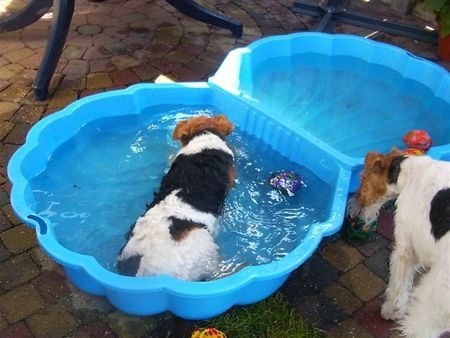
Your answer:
[32,0,243,101]
[293,0,438,44]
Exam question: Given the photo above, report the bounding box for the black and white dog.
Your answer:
[350,148,450,337]
[117,115,235,281]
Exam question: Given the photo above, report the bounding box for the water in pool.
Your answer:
[31,106,331,277]
[250,53,449,158]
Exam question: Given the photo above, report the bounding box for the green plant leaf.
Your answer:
[424,0,446,12]
[440,3,450,37]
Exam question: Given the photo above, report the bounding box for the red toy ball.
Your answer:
[403,130,432,150]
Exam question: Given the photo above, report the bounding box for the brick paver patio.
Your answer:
[0,0,449,337]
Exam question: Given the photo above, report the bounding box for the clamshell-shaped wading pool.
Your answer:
[8,33,450,319]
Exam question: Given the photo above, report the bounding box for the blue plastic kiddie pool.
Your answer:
[8,33,450,319]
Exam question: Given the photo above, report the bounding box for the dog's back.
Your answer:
[395,156,450,267]
[117,115,235,281]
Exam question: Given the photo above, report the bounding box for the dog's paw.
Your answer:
[381,301,404,321]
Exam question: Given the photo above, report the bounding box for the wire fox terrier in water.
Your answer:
[118,115,235,281]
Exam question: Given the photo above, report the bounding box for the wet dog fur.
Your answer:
[117,115,235,281]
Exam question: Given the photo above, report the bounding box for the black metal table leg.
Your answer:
[32,0,75,101]
[293,0,438,44]
[313,0,346,32]
[166,0,243,38]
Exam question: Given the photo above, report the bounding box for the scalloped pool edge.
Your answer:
[209,32,450,192]
[8,82,351,319]
[10,32,448,319]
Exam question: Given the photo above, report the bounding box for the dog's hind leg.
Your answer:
[382,243,416,321]
[399,254,450,338]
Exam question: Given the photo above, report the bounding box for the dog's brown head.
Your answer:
[172,115,234,146]
[357,147,403,208]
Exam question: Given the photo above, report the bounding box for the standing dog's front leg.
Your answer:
[381,243,416,321]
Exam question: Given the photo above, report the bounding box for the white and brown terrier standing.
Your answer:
[353,148,450,337]
[118,115,235,281]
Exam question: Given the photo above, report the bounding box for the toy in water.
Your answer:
[268,171,302,196]
[402,148,425,156]
[191,327,227,338]
[403,130,432,151]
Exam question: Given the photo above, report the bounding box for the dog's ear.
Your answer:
[213,115,234,137]
[365,152,385,173]
[389,147,403,156]
[173,120,189,142]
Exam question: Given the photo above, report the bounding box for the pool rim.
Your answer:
[209,32,450,173]
[7,82,351,298]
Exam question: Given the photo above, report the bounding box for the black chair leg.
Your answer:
[166,0,243,38]
[33,0,75,101]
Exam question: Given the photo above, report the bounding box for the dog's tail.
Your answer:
[399,243,450,338]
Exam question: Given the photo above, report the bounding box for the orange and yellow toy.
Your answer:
[191,327,227,338]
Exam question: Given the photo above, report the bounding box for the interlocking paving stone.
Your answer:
[327,318,373,338]
[48,89,78,109]
[34,270,71,304]
[321,239,365,272]
[90,59,116,73]
[0,321,34,338]
[4,123,32,145]
[132,64,160,81]
[83,46,111,60]
[299,254,339,290]
[110,69,139,86]
[26,304,78,338]
[0,57,9,68]
[107,311,156,338]
[63,46,87,60]
[0,241,10,263]
[0,211,13,232]
[0,254,40,291]
[0,64,25,81]
[364,247,391,283]
[0,284,44,322]
[73,322,116,338]
[1,204,21,226]
[111,55,139,70]
[345,233,389,257]
[324,281,363,315]
[0,121,14,142]
[3,48,35,63]
[63,60,90,78]
[0,80,9,93]
[339,264,386,302]
[9,69,37,86]
[292,291,348,331]
[0,84,30,103]
[78,24,103,36]
[30,247,59,271]
[60,76,87,91]
[86,72,114,89]
[355,298,395,338]
[0,224,36,254]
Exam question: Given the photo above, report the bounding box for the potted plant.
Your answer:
[423,0,450,61]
